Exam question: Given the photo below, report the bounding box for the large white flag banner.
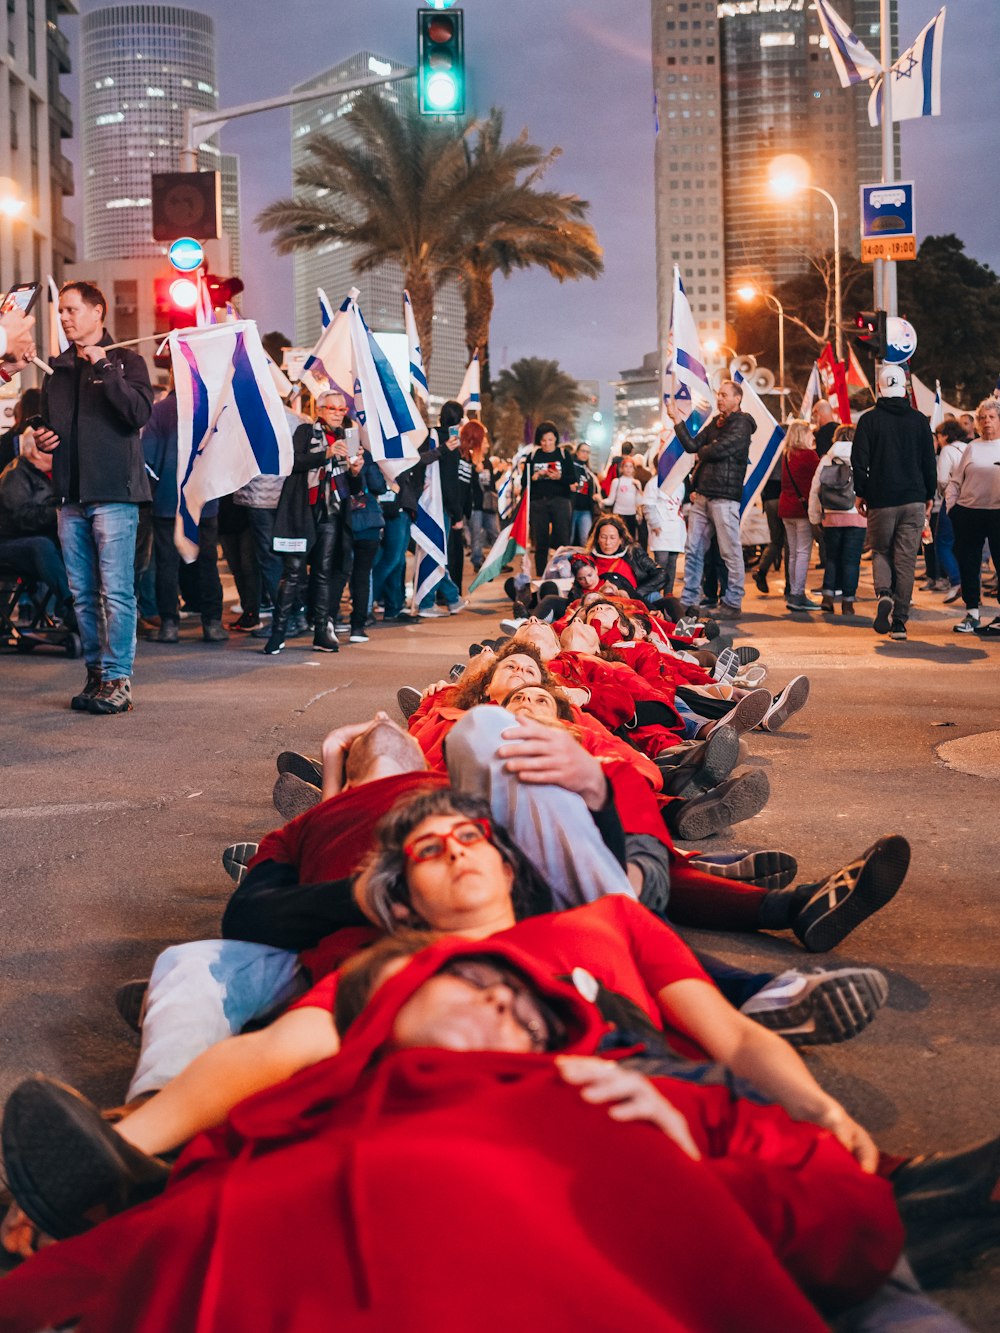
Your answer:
[800,362,822,420]
[458,350,481,411]
[171,321,293,561]
[348,298,427,473]
[300,291,355,403]
[412,459,448,609]
[814,0,883,86]
[869,7,946,125]
[734,370,786,518]
[403,290,429,407]
[657,266,713,495]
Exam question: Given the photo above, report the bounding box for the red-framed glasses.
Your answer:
[403,818,493,865]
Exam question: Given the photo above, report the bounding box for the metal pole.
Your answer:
[178,66,417,169]
[880,0,897,316]
[776,298,785,422]
[809,186,842,364]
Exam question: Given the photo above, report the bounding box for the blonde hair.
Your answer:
[784,419,815,453]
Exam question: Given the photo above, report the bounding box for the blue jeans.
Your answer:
[371,511,411,617]
[782,516,813,597]
[821,526,866,600]
[932,504,960,585]
[58,502,139,677]
[682,495,745,608]
[571,509,594,547]
[468,508,500,567]
[0,534,71,604]
[419,513,462,609]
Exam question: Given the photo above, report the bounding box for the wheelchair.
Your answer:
[0,559,81,657]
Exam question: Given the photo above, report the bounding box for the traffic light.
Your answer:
[854,310,888,360]
[154,275,199,332]
[417,7,465,116]
[203,274,245,314]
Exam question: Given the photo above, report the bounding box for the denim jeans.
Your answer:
[419,513,462,609]
[931,503,960,585]
[866,502,926,623]
[0,534,70,604]
[468,508,500,567]
[57,502,139,678]
[821,526,866,600]
[371,511,411,617]
[782,516,814,597]
[682,495,745,608]
[571,509,593,547]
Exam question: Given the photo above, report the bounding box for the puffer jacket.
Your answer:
[0,455,58,538]
[676,411,755,502]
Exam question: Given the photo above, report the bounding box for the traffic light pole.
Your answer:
[179,66,417,170]
[878,0,897,319]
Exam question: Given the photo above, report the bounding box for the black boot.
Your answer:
[312,618,340,652]
[263,577,297,656]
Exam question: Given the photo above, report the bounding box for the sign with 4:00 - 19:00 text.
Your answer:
[860,182,916,262]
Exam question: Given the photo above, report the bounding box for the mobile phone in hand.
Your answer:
[343,427,361,459]
[1,282,41,317]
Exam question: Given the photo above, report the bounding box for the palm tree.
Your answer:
[494,357,584,442]
[256,94,483,367]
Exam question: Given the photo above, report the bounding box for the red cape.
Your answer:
[0,939,900,1331]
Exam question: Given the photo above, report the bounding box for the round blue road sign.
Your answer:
[168,237,205,273]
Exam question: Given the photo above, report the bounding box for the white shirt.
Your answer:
[608,474,642,517]
[640,477,687,552]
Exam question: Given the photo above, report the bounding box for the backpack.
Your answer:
[819,457,855,511]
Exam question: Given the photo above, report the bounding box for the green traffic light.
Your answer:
[426,70,461,111]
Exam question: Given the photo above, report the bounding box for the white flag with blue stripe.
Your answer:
[733,370,785,517]
[869,7,946,125]
[301,291,355,403]
[800,362,822,421]
[349,298,427,474]
[814,0,883,87]
[657,265,713,494]
[317,286,335,329]
[458,350,481,411]
[412,459,448,607]
[170,321,293,561]
[403,289,429,407]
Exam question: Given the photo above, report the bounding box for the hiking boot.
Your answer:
[791,835,910,952]
[741,967,889,1046]
[312,620,340,653]
[70,667,103,712]
[154,619,179,643]
[659,726,740,800]
[841,600,855,615]
[88,678,133,715]
[201,620,229,643]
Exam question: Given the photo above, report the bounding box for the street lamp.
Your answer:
[768,160,843,364]
[0,177,26,219]
[737,284,786,421]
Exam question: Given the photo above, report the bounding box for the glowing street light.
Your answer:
[737,284,786,421]
[767,155,843,362]
[0,177,26,219]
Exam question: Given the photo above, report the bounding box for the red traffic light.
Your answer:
[169,277,200,311]
[203,274,245,311]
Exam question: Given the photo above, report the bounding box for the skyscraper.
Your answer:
[0,0,78,297]
[289,51,467,409]
[651,0,898,354]
[79,3,240,268]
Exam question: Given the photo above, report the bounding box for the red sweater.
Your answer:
[778,449,820,519]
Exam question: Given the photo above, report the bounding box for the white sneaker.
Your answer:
[348,632,369,643]
[953,612,980,634]
[418,607,446,619]
[448,598,470,615]
[499,617,526,635]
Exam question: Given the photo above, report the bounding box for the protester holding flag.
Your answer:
[668,379,754,618]
[33,281,153,715]
[522,421,579,575]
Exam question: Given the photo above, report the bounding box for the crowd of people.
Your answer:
[3,298,1000,1327]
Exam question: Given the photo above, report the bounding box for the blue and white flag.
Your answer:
[301,290,354,404]
[317,286,335,329]
[930,381,944,431]
[496,443,529,521]
[734,370,785,517]
[657,265,713,494]
[194,272,217,328]
[170,321,293,561]
[349,298,427,473]
[47,275,69,356]
[412,459,447,608]
[814,0,883,87]
[458,349,481,411]
[869,7,946,125]
[403,289,428,407]
[800,362,822,420]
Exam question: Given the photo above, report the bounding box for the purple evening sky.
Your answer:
[71,1,995,395]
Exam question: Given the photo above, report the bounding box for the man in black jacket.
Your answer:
[33,282,153,713]
[852,365,936,641]
[668,379,754,617]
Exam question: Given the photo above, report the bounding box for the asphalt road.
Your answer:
[1,571,998,1323]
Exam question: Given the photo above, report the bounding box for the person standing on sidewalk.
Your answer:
[945,397,1000,637]
[778,420,821,613]
[807,424,867,616]
[523,420,578,575]
[852,365,936,642]
[668,379,754,619]
[32,281,153,714]
[569,442,601,547]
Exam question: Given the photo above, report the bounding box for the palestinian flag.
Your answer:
[469,491,529,592]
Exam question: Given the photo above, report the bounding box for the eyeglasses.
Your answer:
[403,818,493,864]
[440,958,551,1051]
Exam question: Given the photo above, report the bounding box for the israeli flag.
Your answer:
[170,321,293,561]
[458,350,481,411]
[869,7,946,125]
[47,275,69,356]
[412,459,447,608]
[496,443,529,521]
[657,265,712,494]
[734,371,785,518]
[800,362,822,421]
[814,0,883,87]
[349,298,428,473]
[317,286,335,329]
[403,289,429,407]
[301,290,355,404]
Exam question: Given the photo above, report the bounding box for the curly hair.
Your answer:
[450,640,554,710]
[355,788,553,933]
[586,513,632,554]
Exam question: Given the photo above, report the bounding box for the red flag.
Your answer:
[847,346,872,395]
[818,343,851,423]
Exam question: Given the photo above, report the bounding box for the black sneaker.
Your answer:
[666,770,770,841]
[88,678,133,715]
[70,667,103,712]
[690,848,798,891]
[660,726,740,800]
[792,835,911,952]
[230,610,261,633]
[741,966,889,1046]
[397,686,422,721]
[114,980,148,1034]
[873,595,893,635]
[262,631,285,656]
[760,675,810,733]
[222,841,260,886]
[272,772,322,821]
[276,751,323,786]
[889,620,908,641]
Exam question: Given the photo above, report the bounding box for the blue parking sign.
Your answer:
[861,182,915,240]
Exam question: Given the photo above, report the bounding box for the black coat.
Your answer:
[852,399,936,509]
[0,455,58,538]
[676,411,755,502]
[419,429,471,522]
[272,422,343,552]
[42,332,154,505]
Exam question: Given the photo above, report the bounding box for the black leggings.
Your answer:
[950,504,1000,609]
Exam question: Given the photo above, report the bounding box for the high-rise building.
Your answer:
[651,0,898,356]
[79,4,240,269]
[0,0,78,298]
[289,51,467,410]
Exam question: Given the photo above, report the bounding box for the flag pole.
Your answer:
[879,0,897,317]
